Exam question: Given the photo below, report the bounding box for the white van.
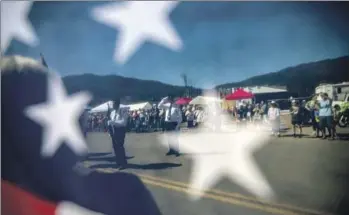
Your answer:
[315,82,349,106]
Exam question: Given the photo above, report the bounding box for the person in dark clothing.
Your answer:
[149,108,155,130]
[160,109,166,132]
[290,100,303,137]
[154,106,160,130]
[332,104,341,139]
[237,105,247,129]
[79,109,89,138]
[305,96,321,137]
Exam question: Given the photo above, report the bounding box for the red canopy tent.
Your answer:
[175,97,192,105]
[225,88,254,100]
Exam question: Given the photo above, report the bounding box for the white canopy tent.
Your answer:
[189,96,222,105]
[90,101,152,113]
[128,102,152,111]
[90,101,128,113]
[90,101,112,113]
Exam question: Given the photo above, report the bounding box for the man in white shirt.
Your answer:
[158,95,182,156]
[108,97,130,169]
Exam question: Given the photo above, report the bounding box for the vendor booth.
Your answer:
[175,97,192,105]
[221,99,236,110]
[225,88,254,100]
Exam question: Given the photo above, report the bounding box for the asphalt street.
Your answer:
[81,126,349,215]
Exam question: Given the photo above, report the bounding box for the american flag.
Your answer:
[1,1,349,215]
[1,55,162,214]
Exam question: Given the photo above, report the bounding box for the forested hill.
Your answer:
[216,56,349,96]
[63,74,199,105]
[63,56,349,105]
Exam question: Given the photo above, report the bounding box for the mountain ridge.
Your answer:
[62,55,349,105]
[216,56,349,94]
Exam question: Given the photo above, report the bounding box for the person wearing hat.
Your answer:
[158,94,182,156]
[107,97,130,169]
[267,101,280,137]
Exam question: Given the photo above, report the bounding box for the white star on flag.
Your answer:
[91,1,183,64]
[158,90,275,201]
[24,74,92,157]
[0,1,39,53]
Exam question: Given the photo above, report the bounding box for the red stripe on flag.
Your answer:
[1,180,56,215]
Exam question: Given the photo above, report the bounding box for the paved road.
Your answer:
[81,127,349,215]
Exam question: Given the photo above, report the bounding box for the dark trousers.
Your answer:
[82,127,88,138]
[155,118,161,130]
[161,118,166,132]
[164,121,179,154]
[310,111,318,131]
[109,126,127,166]
[319,116,333,137]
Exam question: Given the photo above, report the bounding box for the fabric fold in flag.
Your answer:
[1,55,162,215]
[2,180,56,215]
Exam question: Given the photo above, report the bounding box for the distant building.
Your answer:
[246,86,297,109]
[243,86,287,94]
[224,85,296,103]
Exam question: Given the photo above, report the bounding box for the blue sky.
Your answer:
[6,1,349,88]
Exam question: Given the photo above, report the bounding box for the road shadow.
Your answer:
[89,162,182,170]
[179,152,231,156]
[87,152,111,157]
[280,128,290,132]
[86,155,135,162]
[280,133,311,138]
[337,133,349,141]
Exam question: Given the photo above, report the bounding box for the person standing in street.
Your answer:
[108,97,130,169]
[158,95,182,156]
[185,106,195,128]
[260,101,268,124]
[318,93,334,139]
[267,101,281,137]
[80,108,90,138]
[305,95,320,137]
[159,108,166,132]
[290,100,303,137]
[332,104,341,139]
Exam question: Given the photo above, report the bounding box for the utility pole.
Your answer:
[180,73,188,97]
[40,53,48,68]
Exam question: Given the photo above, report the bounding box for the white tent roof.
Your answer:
[90,101,127,113]
[243,86,287,94]
[190,96,221,105]
[128,102,152,111]
[91,101,153,113]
